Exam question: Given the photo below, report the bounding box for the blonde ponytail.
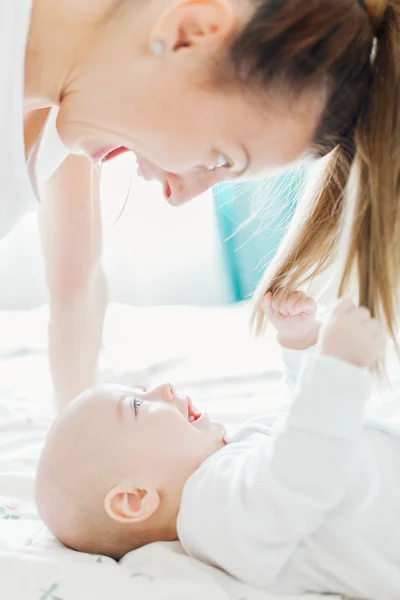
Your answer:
[250,145,353,334]
[250,1,400,354]
[340,1,400,342]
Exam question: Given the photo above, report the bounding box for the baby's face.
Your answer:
[35,383,226,555]
[69,383,226,496]
[112,383,226,484]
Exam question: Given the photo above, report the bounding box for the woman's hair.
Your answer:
[227,0,400,347]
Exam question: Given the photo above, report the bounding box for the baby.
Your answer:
[35,292,400,600]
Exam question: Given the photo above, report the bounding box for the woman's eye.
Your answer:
[132,398,143,415]
[212,153,232,170]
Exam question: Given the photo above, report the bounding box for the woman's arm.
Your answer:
[39,154,108,410]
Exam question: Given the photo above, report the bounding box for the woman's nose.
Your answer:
[166,171,220,207]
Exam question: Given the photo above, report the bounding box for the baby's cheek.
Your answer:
[151,411,188,442]
[164,423,201,462]
[165,417,194,444]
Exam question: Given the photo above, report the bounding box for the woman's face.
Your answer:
[56,0,323,205]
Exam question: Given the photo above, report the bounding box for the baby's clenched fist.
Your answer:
[318,298,384,368]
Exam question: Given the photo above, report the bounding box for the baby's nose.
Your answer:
[153,383,176,403]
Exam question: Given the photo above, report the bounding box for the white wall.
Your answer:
[0,154,232,309]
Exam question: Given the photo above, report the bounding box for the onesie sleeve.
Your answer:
[178,354,369,588]
[280,345,316,391]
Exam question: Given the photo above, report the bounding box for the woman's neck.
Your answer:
[24,0,118,113]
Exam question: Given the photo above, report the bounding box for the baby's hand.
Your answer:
[318,298,384,368]
[263,291,319,350]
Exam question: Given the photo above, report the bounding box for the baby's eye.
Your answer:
[131,398,143,415]
[212,153,232,171]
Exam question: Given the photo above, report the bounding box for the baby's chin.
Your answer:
[215,423,227,448]
[206,421,227,454]
[183,425,226,470]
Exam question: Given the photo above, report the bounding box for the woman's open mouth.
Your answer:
[97,146,130,164]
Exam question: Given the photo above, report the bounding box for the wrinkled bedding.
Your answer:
[0,302,386,600]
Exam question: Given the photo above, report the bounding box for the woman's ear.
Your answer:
[104,482,160,524]
[150,0,237,55]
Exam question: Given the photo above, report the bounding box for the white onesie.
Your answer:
[177,348,400,600]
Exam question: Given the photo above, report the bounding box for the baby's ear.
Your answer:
[104,482,160,524]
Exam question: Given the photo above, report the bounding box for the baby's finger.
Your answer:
[369,324,385,356]
[333,297,356,317]
[286,291,305,315]
[271,295,283,316]
[354,306,371,323]
[263,292,272,308]
[292,295,317,317]
[365,317,382,336]
[263,292,274,316]
[276,296,289,317]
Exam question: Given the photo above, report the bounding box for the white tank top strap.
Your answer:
[0,1,69,240]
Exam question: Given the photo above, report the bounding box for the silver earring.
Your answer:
[151,40,166,56]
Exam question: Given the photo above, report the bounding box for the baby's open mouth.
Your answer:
[186,397,203,423]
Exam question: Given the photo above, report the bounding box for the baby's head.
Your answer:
[35,383,225,559]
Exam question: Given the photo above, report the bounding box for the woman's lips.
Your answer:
[91,146,130,164]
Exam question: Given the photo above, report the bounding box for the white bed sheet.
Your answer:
[0,301,382,600]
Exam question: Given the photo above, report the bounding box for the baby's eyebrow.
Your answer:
[116,394,131,422]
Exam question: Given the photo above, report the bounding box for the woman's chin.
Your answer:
[135,156,166,183]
